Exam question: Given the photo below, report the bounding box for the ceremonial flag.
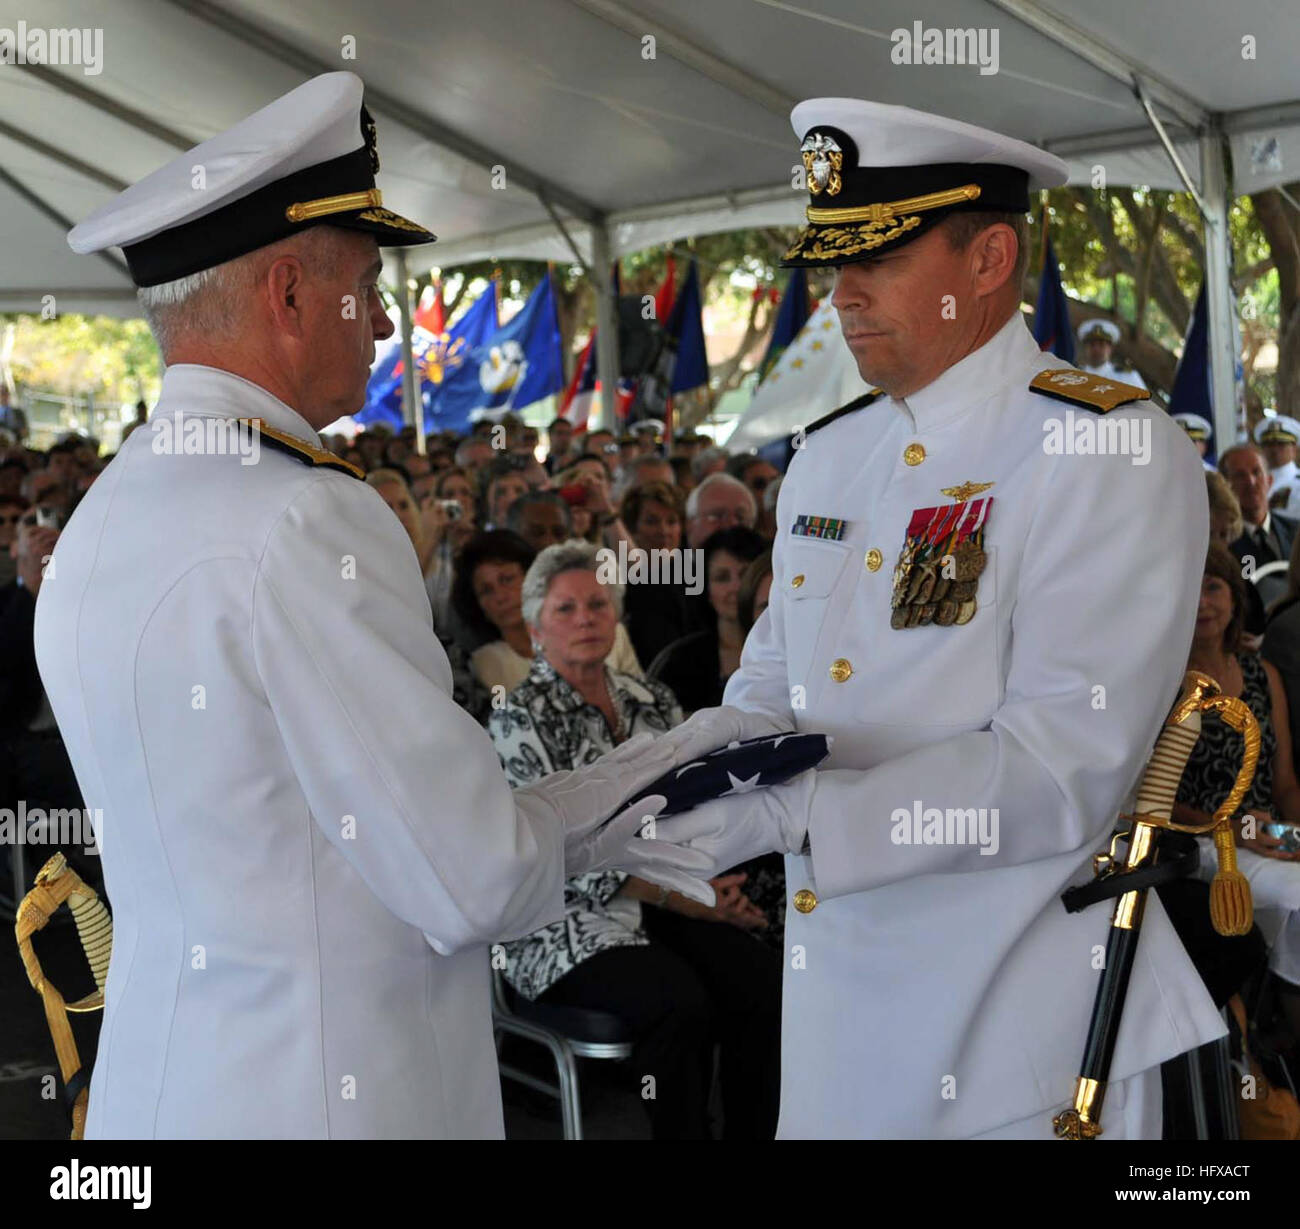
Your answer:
[357,280,497,428]
[428,273,565,433]
[726,298,866,455]
[758,268,811,386]
[613,732,830,822]
[560,332,597,432]
[1168,282,1214,460]
[1033,238,1076,363]
[666,259,709,394]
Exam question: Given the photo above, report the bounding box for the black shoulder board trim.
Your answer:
[1028,369,1146,414]
[252,420,365,479]
[805,389,883,437]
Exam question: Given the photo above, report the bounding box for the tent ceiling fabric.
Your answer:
[1,0,1298,317]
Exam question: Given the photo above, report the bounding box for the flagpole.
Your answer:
[590,223,621,432]
[393,249,424,455]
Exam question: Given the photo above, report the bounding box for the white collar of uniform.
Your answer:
[155,364,323,447]
[893,310,1037,432]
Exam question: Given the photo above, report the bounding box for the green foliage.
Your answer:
[4,311,161,407]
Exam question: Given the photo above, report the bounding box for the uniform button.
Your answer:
[829,657,853,682]
[864,548,883,572]
[791,573,805,589]
[793,888,818,914]
[904,442,926,466]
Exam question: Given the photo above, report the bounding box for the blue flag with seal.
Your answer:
[1033,237,1076,363]
[357,285,499,428]
[429,274,565,433]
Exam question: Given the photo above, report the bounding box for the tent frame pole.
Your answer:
[393,249,424,454]
[1199,127,1239,451]
[589,223,621,432]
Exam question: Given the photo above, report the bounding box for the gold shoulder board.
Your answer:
[1029,369,1147,414]
[249,420,365,479]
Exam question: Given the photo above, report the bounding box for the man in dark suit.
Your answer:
[1222,443,1299,629]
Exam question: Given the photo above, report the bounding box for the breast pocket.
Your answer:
[780,538,853,687]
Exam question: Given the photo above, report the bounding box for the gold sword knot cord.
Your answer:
[14,853,113,1140]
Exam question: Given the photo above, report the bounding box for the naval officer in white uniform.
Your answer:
[671,99,1225,1138]
[34,73,764,1139]
[1077,318,1147,391]
[1172,412,1217,472]
[1256,414,1300,515]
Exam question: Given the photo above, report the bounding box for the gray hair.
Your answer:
[691,445,730,480]
[685,470,758,520]
[136,225,353,358]
[454,437,490,466]
[521,538,623,628]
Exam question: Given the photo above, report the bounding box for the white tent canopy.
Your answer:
[3,0,1298,439]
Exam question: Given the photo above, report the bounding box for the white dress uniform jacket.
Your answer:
[1270,460,1300,515]
[724,314,1225,1138]
[1080,359,1147,391]
[33,365,576,1139]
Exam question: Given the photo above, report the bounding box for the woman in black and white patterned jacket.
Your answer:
[488,540,782,1139]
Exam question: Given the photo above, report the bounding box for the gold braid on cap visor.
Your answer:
[787,183,982,261]
[285,188,383,223]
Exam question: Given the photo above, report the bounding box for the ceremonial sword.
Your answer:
[1054,670,1259,1139]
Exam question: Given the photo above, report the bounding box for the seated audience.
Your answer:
[453,531,640,694]
[1175,541,1300,1034]
[685,473,758,548]
[1264,529,1300,766]
[649,527,767,715]
[506,490,572,554]
[1207,470,1244,546]
[619,482,700,667]
[484,465,530,530]
[488,541,781,1139]
[0,495,23,587]
[364,469,487,721]
[544,416,576,475]
[1223,443,1298,628]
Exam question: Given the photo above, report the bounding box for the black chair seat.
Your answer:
[501,983,634,1045]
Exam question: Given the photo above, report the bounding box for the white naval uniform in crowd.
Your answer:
[1269,460,1300,515]
[723,313,1226,1138]
[1080,360,1146,391]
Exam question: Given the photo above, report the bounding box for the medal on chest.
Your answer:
[890,492,993,629]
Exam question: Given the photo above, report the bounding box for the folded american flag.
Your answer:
[621,732,831,819]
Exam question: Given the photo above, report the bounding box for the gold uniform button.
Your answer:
[904,442,926,466]
[793,888,818,914]
[791,573,805,588]
[829,657,853,683]
[864,548,883,572]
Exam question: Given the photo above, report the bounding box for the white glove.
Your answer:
[513,704,791,903]
[662,770,815,877]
